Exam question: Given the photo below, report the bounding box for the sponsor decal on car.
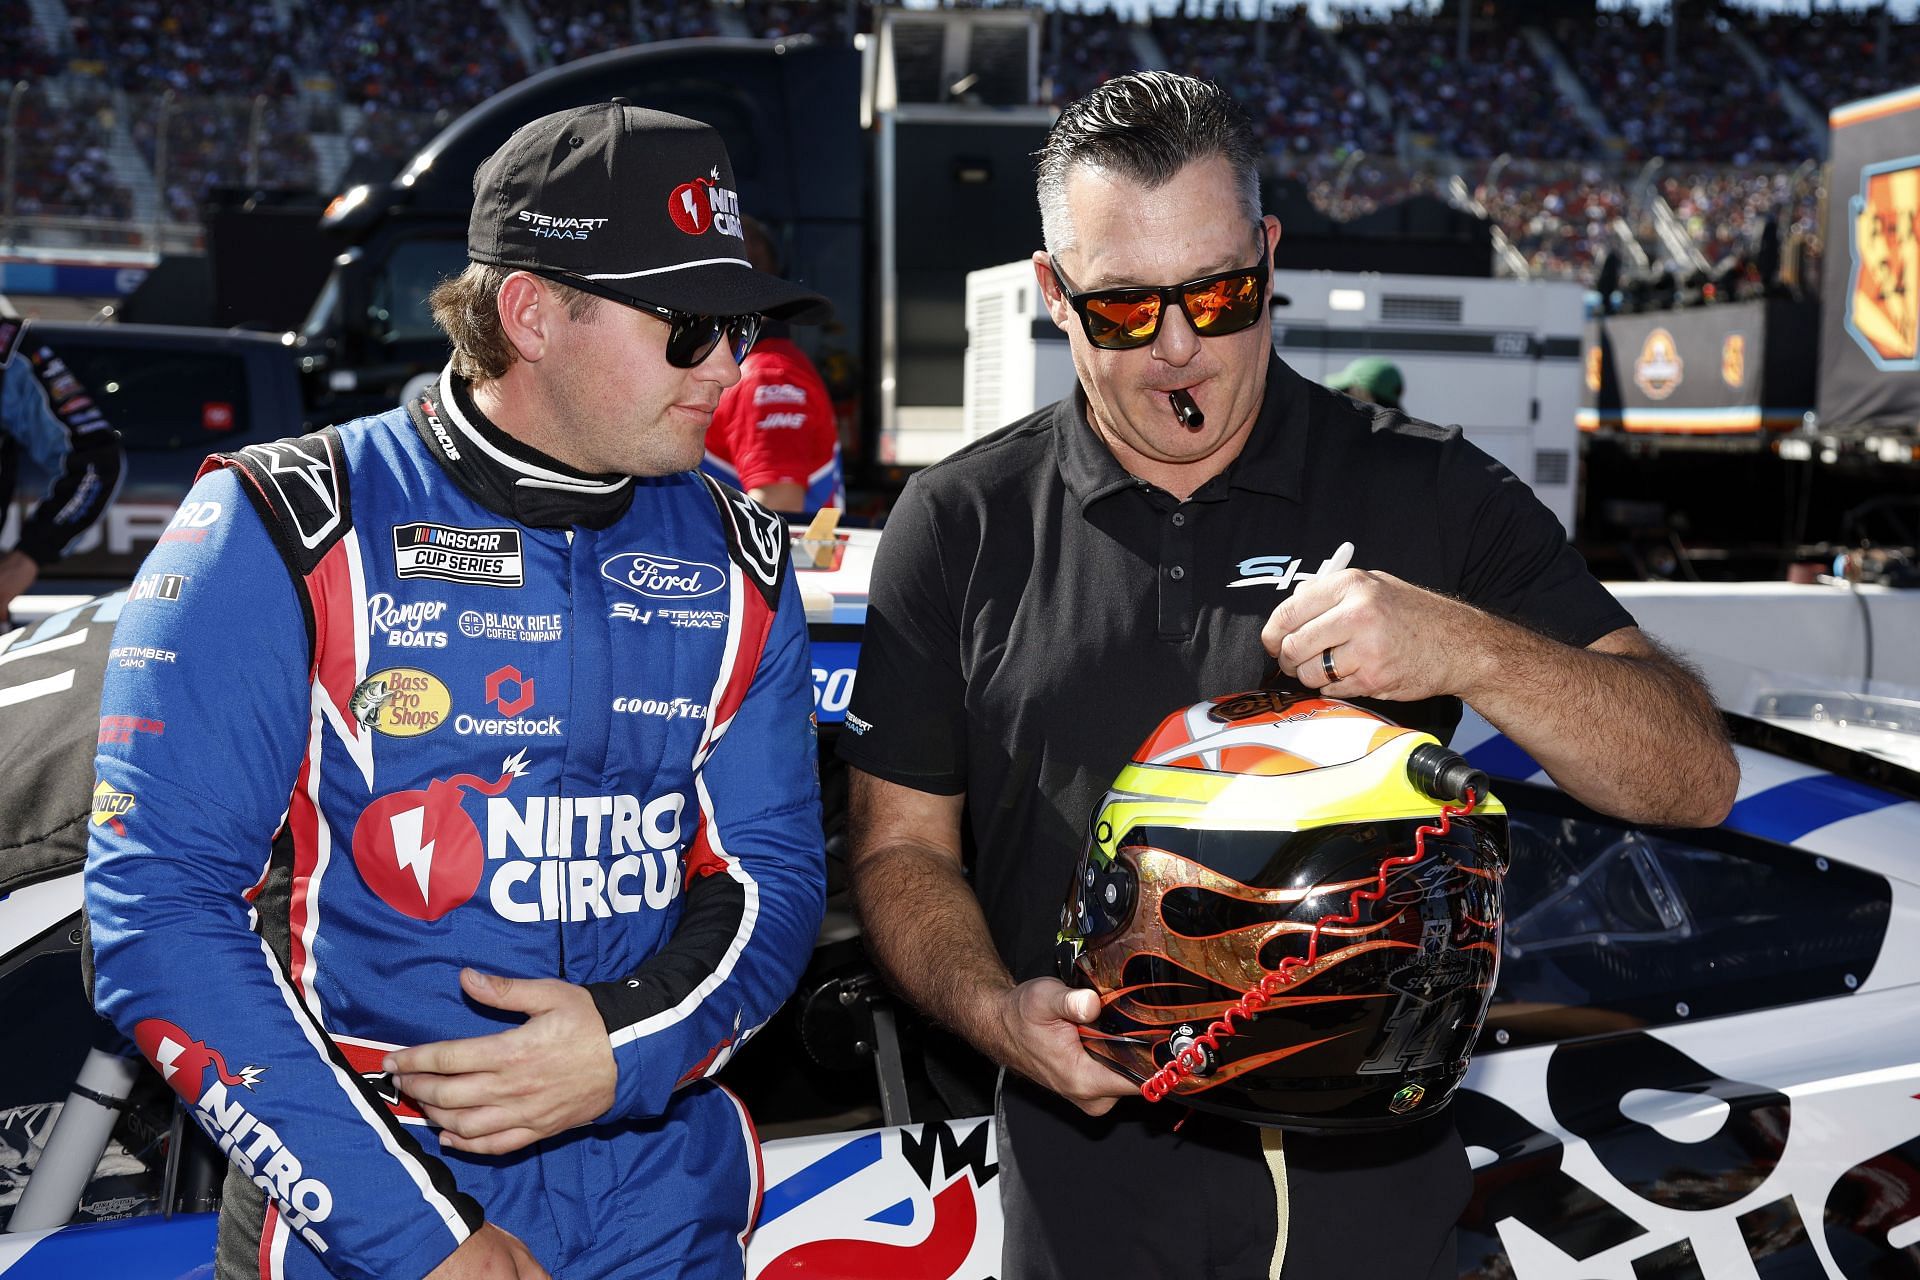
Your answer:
[393,523,525,587]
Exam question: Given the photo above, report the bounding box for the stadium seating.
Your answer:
[2,0,1905,285]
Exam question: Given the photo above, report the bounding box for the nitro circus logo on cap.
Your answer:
[351,751,688,923]
[601,551,726,600]
[348,668,451,737]
[393,523,524,587]
[132,1019,334,1255]
[352,752,530,920]
[666,169,743,239]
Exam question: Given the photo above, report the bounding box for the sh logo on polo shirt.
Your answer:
[1227,541,1355,593]
[393,523,525,587]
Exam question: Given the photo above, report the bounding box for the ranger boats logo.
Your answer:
[602,551,726,600]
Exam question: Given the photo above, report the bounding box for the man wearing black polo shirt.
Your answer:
[838,71,1736,1279]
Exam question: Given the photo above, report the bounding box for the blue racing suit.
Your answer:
[86,369,826,1279]
[0,316,121,568]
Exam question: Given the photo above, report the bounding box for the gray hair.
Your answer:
[1036,71,1262,257]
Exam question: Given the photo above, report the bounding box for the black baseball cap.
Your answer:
[468,100,831,324]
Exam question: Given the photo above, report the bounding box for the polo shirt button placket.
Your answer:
[1159,505,1196,638]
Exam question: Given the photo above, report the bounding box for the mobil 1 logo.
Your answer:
[393,523,524,588]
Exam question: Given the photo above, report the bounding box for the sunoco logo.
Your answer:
[348,668,451,737]
[601,552,726,600]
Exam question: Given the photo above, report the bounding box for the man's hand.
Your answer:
[0,550,38,620]
[424,1223,549,1279]
[387,969,617,1155]
[991,978,1137,1116]
[1261,567,1482,703]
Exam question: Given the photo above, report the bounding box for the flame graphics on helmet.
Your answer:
[351,750,529,920]
[134,1018,264,1101]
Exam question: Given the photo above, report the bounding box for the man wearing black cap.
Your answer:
[87,102,829,1279]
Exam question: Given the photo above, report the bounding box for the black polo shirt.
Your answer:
[839,354,1631,984]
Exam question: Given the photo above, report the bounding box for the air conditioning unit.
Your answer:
[962,260,1075,442]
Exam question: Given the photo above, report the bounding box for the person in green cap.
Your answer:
[1326,355,1405,410]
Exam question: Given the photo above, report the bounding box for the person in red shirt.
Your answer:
[702,216,844,514]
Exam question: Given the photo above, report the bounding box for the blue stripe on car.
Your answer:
[1725,773,1905,844]
[758,1131,884,1227]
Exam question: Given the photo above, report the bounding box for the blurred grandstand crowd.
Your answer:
[0,0,1906,289]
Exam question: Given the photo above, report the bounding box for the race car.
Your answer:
[3,582,1919,1279]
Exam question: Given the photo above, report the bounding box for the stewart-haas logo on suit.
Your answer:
[133,1018,334,1254]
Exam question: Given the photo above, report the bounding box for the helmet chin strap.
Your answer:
[1139,782,1484,1106]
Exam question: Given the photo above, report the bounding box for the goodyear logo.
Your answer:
[92,781,136,834]
[348,668,451,737]
[1847,157,1919,369]
[1633,328,1684,400]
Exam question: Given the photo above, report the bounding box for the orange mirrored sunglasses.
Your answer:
[1049,250,1270,351]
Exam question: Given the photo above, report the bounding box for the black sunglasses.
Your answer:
[534,270,763,369]
[1048,248,1270,351]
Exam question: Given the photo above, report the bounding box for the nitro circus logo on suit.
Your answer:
[352,751,688,923]
[602,551,726,600]
[348,667,452,737]
[351,752,529,920]
[666,169,743,239]
[393,523,525,587]
[368,593,449,648]
[132,1019,334,1255]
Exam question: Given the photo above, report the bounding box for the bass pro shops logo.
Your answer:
[132,1018,335,1255]
[667,169,743,239]
[1633,328,1684,399]
[1846,156,1919,369]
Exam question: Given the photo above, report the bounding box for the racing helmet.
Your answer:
[1056,689,1508,1130]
